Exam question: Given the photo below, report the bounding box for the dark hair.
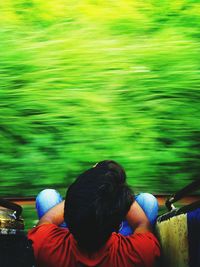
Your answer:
[64,160,134,253]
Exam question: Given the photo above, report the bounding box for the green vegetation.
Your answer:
[23,205,37,230]
[1,0,200,197]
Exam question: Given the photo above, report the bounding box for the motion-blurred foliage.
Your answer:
[1,0,200,196]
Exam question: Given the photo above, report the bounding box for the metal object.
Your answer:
[0,209,24,231]
[156,178,200,222]
[0,197,22,219]
[165,178,200,211]
[0,197,24,232]
[0,198,34,266]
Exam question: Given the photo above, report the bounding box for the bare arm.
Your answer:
[126,201,152,233]
[36,201,65,226]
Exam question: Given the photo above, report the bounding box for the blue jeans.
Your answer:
[36,189,158,236]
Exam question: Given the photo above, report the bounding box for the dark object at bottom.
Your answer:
[0,234,34,267]
[0,198,34,267]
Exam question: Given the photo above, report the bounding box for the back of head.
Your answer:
[64,160,134,253]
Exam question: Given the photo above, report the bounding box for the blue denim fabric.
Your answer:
[36,189,67,227]
[36,190,158,235]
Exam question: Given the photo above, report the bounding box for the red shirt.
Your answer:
[28,224,160,267]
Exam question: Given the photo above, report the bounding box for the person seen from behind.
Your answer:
[28,160,160,267]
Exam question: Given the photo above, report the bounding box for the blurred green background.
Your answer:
[1,0,200,204]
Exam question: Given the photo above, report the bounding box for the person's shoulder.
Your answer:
[28,224,71,257]
[113,232,160,266]
[28,223,57,234]
[114,231,158,241]
[28,224,70,241]
[128,231,159,242]
[120,231,160,249]
[28,224,72,264]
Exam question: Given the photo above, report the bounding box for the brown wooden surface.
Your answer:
[156,195,200,206]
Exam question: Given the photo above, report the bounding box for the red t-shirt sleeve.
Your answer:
[28,224,71,267]
[119,232,160,267]
[28,224,58,258]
